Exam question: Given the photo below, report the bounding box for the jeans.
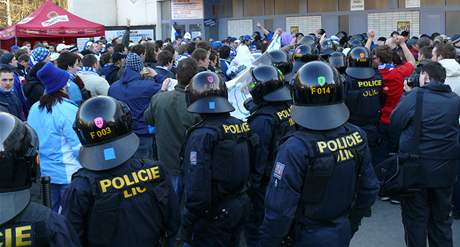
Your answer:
[51,183,69,213]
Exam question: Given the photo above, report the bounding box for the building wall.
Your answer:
[68,0,158,26]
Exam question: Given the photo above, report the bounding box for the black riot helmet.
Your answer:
[249,65,292,104]
[298,35,316,47]
[268,50,292,76]
[0,112,39,224]
[73,96,140,171]
[348,39,363,49]
[320,39,337,56]
[292,61,349,130]
[346,47,375,79]
[186,71,235,114]
[292,45,319,63]
[328,52,347,74]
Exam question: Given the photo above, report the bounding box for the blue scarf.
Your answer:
[378,63,394,70]
[80,66,98,73]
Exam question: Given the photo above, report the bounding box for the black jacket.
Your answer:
[391,82,460,187]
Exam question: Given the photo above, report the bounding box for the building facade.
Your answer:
[159,0,460,40]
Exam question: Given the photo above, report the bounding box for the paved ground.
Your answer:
[351,200,460,247]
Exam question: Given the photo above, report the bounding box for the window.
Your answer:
[308,0,337,12]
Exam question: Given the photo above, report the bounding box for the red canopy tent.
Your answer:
[0,0,105,49]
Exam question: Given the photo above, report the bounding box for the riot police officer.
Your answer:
[244,65,295,246]
[344,47,384,164]
[0,112,81,247]
[268,50,293,77]
[292,45,320,75]
[63,96,179,247]
[329,51,347,75]
[258,61,379,247]
[182,71,251,247]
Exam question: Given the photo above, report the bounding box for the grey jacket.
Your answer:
[144,84,201,176]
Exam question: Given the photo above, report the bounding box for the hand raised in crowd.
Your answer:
[367,30,375,40]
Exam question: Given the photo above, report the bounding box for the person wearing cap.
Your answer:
[244,65,295,246]
[0,112,81,247]
[258,61,379,247]
[181,71,251,246]
[0,66,25,120]
[62,96,179,247]
[56,43,73,53]
[31,47,50,66]
[27,62,82,213]
[343,47,384,164]
[108,52,160,160]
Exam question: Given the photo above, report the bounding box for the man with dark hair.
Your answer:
[154,50,175,84]
[130,44,147,60]
[416,37,433,51]
[219,45,232,80]
[56,52,84,104]
[366,32,415,170]
[192,48,210,71]
[196,41,211,51]
[78,54,110,97]
[406,46,433,88]
[391,61,460,246]
[17,53,30,77]
[0,66,25,120]
[144,57,201,202]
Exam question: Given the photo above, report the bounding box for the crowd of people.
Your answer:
[1,23,460,247]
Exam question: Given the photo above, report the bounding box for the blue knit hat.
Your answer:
[125,53,144,73]
[37,62,70,95]
[32,47,50,63]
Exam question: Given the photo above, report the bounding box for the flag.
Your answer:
[171,25,176,41]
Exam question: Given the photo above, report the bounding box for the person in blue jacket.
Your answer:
[258,61,379,247]
[181,71,251,247]
[244,65,295,246]
[27,62,81,213]
[109,52,161,160]
[390,61,460,247]
[0,112,81,247]
[63,96,179,247]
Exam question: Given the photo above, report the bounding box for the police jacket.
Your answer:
[247,103,295,190]
[108,68,161,135]
[258,123,379,247]
[391,83,460,187]
[62,158,179,247]
[1,202,81,247]
[344,72,384,126]
[182,115,251,221]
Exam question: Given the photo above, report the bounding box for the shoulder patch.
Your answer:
[273,162,285,180]
[190,151,197,165]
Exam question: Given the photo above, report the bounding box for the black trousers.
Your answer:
[400,187,454,247]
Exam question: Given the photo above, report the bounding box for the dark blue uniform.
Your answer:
[1,202,80,247]
[258,123,379,247]
[344,73,384,164]
[245,103,295,246]
[62,158,179,247]
[182,115,251,247]
[391,83,460,247]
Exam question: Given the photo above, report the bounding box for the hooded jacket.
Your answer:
[439,59,460,97]
[108,68,161,135]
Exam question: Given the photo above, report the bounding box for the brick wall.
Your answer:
[368,11,420,38]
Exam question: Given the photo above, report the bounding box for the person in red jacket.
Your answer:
[365,31,415,166]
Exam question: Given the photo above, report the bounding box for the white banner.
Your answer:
[171,0,204,20]
[406,0,420,8]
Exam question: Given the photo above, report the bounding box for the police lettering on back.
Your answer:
[0,225,32,247]
[316,131,363,162]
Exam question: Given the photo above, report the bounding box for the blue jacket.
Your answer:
[108,68,160,135]
[258,124,379,247]
[153,66,175,84]
[219,59,231,81]
[0,90,25,120]
[27,98,81,184]
[391,83,460,187]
